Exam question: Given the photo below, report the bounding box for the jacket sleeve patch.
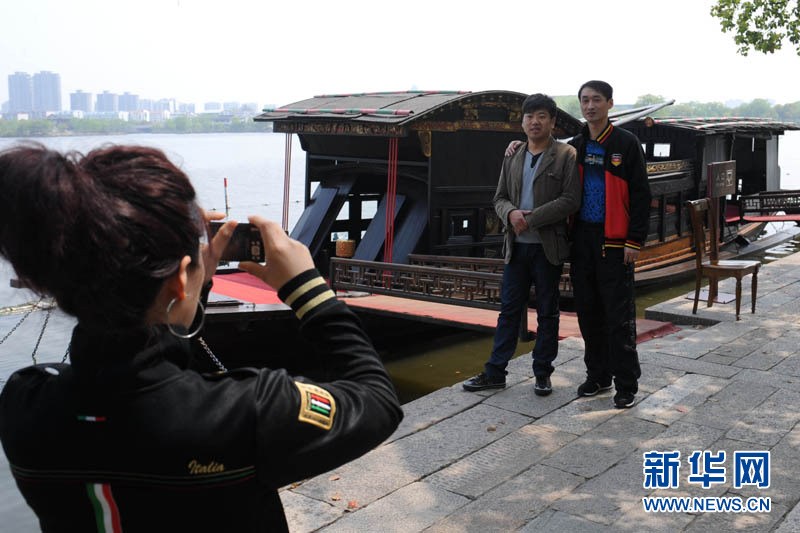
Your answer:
[294,382,336,430]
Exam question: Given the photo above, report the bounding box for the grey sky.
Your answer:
[2,0,799,108]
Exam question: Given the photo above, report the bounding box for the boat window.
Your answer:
[310,181,320,198]
[653,143,671,158]
[331,232,348,241]
[336,201,349,220]
[450,212,474,237]
[641,143,647,154]
[362,200,378,219]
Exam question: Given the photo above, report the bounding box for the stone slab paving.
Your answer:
[424,465,583,533]
[631,373,729,425]
[387,383,485,443]
[540,414,665,479]
[425,424,575,498]
[319,482,469,533]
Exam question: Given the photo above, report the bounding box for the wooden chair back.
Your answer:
[687,197,720,267]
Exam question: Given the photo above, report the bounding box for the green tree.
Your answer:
[733,98,778,117]
[691,101,731,117]
[711,0,800,55]
[634,94,668,107]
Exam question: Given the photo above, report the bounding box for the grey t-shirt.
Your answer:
[516,150,542,244]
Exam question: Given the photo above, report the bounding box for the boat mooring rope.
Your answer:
[0,298,69,364]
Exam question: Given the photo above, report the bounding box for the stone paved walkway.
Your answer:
[282,250,800,532]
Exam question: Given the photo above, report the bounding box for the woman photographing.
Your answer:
[0,144,402,532]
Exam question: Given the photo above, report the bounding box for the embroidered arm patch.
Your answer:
[294,382,336,430]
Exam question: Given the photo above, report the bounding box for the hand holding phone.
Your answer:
[209,222,265,262]
[238,216,315,290]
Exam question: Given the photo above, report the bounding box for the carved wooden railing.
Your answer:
[331,255,572,311]
[409,254,572,294]
[740,190,800,216]
[330,258,504,310]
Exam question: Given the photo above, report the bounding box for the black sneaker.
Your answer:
[463,372,506,392]
[577,379,613,397]
[534,376,552,396]
[614,391,636,408]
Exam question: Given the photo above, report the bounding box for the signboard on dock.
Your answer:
[708,161,736,198]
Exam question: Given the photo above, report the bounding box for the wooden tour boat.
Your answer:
[234,91,800,304]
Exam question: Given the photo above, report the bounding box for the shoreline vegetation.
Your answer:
[0,114,273,138]
[3,96,799,138]
[554,95,800,123]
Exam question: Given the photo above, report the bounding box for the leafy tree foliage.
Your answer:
[711,0,800,55]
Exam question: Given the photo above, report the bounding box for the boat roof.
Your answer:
[255,90,583,138]
[648,116,800,134]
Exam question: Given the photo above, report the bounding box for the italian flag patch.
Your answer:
[294,382,336,430]
[87,483,122,532]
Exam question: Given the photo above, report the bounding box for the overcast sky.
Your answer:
[2,0,799,109]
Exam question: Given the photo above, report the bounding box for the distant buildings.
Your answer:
[96,91,118,112]
[32,71,61,114]
[118,92,139,112]
[8,72,33,113]
[6,71,61,117]
[70,90,93,113]
[3,69,261,123]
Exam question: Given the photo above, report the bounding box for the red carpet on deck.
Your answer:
[211,273,677,343]
[211,273,281,304]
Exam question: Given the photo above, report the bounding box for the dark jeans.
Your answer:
[571,223,641,394]
[485,243,562,378]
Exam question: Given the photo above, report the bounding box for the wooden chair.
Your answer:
[687,198,760,320]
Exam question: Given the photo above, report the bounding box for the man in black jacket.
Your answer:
[569,80,651,408]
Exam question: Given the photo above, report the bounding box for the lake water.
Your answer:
[1,130,800,403]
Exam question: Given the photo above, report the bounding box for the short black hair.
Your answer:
[521,93,557,118]
[578,80,613,101]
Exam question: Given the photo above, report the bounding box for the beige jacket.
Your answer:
[494,137,581,265]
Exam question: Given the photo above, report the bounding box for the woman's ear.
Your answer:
[166,255,193,301]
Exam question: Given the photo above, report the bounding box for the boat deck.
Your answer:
[209,273,678,343]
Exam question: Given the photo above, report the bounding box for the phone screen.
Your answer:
[209,222,265,262]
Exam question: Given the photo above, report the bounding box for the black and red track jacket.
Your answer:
[0,269,403,532]
[570,122,651,251]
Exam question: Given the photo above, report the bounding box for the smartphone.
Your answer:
[209,222,265,262]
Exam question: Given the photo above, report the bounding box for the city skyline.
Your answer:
[4,69,267,115]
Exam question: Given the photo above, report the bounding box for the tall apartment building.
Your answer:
[118,92,139,111]
[8,72,33,113]
[32,71,61,113]
[70,90,93,113]
[96,91,118,112]
[152,98,176,113]
[204,102,221,112]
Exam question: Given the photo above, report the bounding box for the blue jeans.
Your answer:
[485,243,562,378]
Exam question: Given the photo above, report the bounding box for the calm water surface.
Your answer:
[1,131,799,403]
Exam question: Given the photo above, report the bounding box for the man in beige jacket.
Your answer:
[464,93,581,395]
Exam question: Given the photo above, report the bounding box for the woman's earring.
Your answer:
[165,295,206,339]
